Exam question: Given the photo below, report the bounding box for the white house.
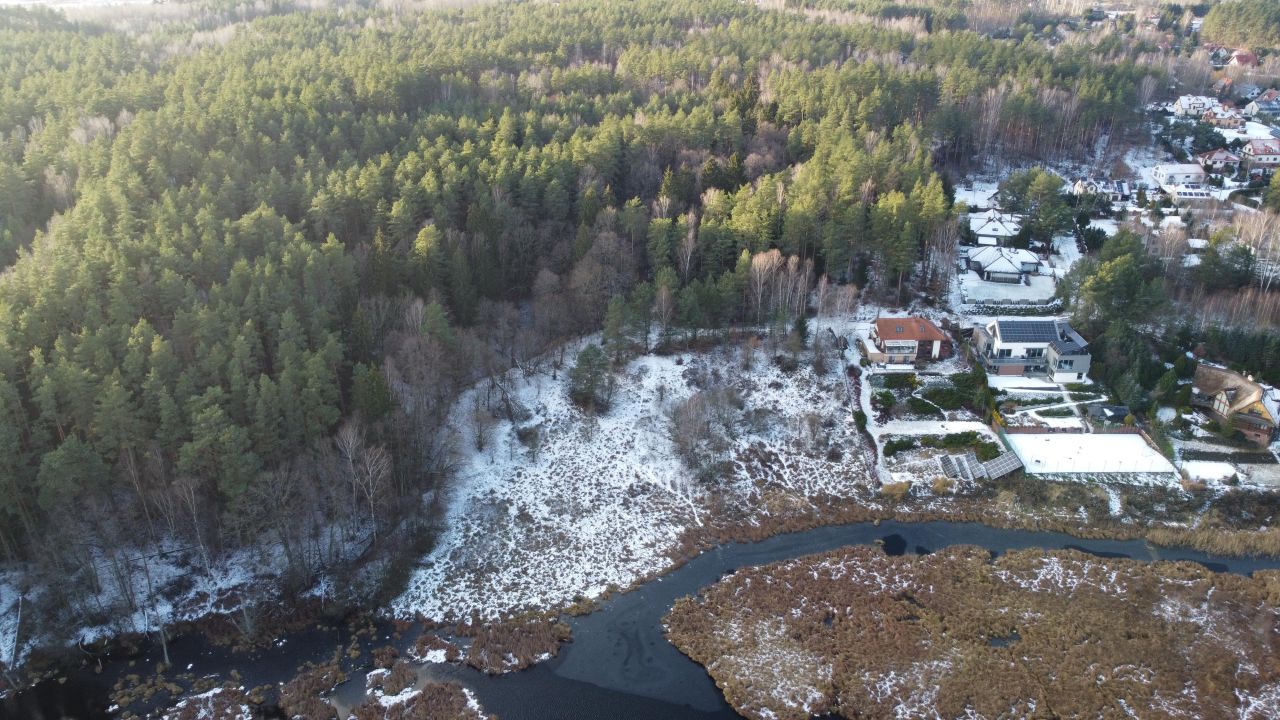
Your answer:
[1071,178,1131,202]
[1152,163,1207,189]
[1242,138,1280,175]
[968,209,1022,246]
[1245,89,1280,118]
[1195,148,1241,175]
[1173,95,1219,117]
[967,246,1041,283]
[972,318,1091,382]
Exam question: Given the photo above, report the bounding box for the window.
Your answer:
[1059,359,1074,369]
[997,348,1012,358]
[1026,348,1044,358]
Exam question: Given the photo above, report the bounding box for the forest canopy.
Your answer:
[1201,0,1280,50]
[0,0,1154,641]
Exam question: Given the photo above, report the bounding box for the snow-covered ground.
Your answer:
[160,687,252,720]
[988,375,1080,393]
[1008,433,1176,475]
[392,350,702,621]
[1179,460,1238,483]
[957,271,1057,304]
[1087,217,1121,237]
[0,541,272,668]
[393,329,874,622]
[1218,121,1278,144]
[954,181,999,209]
[1049,234,1085,275]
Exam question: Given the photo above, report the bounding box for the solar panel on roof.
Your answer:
[996,320,1058,343]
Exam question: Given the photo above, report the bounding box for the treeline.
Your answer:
[0,0,1153,640]
[1201,0,1280,50]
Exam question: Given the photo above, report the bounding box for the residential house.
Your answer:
[1071,178,1131,202]
[866,317,952,365]
[1087,404,1131,423]
[1245,89,1280,118]
[1173,94,1219,117]
[1195,148,1241,175]
[968,209,1022,246]
[1152,163,1207,189]
[967,246,1041,283]
[1229,49,1259,69]
[1242,138,1280,175]
[1201,106,1245,129]
[971,318,1091,382]
[1190,365,1277,447]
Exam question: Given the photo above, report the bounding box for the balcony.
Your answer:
[982,355,1034,366]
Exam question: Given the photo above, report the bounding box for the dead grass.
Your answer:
[666,545,1280,720]
[457,617,572,674]
[348,678,492,720]
[410,633,462,663]
[278,660,345,720]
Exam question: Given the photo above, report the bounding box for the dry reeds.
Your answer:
[666,545,1280,720]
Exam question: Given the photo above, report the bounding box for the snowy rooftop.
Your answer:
[1007,433,1175,475]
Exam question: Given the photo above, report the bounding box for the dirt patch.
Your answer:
[665,544,1280,720]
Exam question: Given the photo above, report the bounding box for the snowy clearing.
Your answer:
[392,333,874,622]
[1179,460,1238,483]
[958,272,1057,304]
[954,181,999,209]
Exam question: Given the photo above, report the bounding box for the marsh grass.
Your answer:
[666,545,1280,720]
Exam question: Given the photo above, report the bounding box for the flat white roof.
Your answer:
[1154,164,1206,174]
[1006,433,1175,474]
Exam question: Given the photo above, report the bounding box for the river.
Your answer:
[6,520,1278,719]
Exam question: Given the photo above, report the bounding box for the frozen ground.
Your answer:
[1218,121,1278,144]
[954,181,999,209]
[393,328,874,622]
[1087,218,1121,237]
[0,542,273,668]
[988,375,1083,393]
[1008,433,1176,476]
[1049,234,1084,275]
[1179,460,1238,483]
[957,272,1057,304]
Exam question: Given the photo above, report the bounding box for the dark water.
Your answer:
[7,520,1280,720]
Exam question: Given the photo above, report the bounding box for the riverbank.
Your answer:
[13,519,1280,720]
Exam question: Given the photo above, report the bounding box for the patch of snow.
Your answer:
[957,271,1057,305]
[393,331,874,622]
[954,181,999,209]
[987,376,1068,393]
[1088,217,1121,237]
[418,648,448,664]
[160,687,252,720]
[1179,461,1237,483]
[994,555,1130,597]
